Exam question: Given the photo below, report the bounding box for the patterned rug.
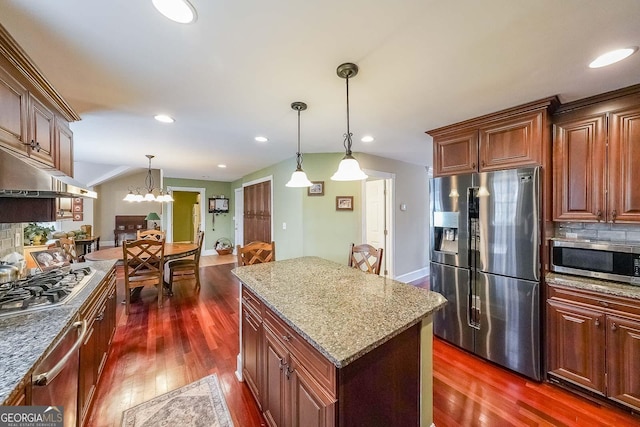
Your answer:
[121,374,234,427]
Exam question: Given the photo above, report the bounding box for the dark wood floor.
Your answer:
[87,264,640,426]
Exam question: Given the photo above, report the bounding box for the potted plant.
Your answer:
[23,223,55,246]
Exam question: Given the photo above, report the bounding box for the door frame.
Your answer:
[361,170,395,278]
[165,186,208,252]
[234,187,244,253]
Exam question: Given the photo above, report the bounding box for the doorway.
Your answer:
[165,186,206,247]
[362,171,394,278]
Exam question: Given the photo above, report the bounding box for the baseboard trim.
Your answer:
[395,266,430,283]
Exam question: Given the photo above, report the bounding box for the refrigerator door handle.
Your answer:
[468,294,481,329]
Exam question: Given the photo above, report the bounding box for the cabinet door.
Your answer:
[289,357,335,427]
[28,95,55,167]
[263,325,288,427]
[55,118,73,177]
[609,106,640,222]
[243,305,263,409]
[432,129,478,177]
[547,300,606,394]
[0,65,28,153]
[479,110,542,171]
[553,114,607,221]
[79,314,99,422]
[606,315,640,411]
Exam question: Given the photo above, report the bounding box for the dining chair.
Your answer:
[348,243,383,275]
[165,231,205,292]
[122,238,165,314]
[58,237,84,263]
[236,241,276,266]
[136,229,166,241]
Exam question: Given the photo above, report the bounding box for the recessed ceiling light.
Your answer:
[218,164,227,168]
[154,114,175,123]
[255,136,269,143]
[589,47,638,68]
[152,0,197,24]
[361,136,374,143]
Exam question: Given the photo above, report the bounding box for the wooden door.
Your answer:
[28,95,55,167]
[0,64,28,153]
[243,304,263,409]
[608,105,640,222]
[546,300,606,394]
[263,325,288,427]
[479,110,543,171]
[553,114,607,221]
[289,356,335,427]
[432,129,478,176]
[606,315,640,411]
[244,185,256,244]
[243,181,272,244]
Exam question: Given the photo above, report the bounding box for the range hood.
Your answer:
[0,149,97,199]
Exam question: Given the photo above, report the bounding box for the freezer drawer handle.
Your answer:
[33,320,88,387]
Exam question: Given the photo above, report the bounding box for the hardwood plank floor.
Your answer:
[87,264,640,426]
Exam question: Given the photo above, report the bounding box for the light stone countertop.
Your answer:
[546,272,640,300]
[233,256,447,368]
[0,260,117,404]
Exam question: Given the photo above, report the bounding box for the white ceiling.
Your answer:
[1,0,639,184]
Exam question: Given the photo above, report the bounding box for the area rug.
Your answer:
[121,374,234,427]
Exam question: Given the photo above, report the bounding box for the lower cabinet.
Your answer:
[547,283,640,412]
[79,266,117,425]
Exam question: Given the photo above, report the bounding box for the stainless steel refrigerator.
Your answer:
[429,166,541,380]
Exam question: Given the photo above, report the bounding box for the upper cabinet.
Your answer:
[553,85,640,223]
[428,97,557,177]
[0,23,80,177]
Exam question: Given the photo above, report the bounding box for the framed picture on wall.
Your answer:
[209,197,229,213]
[336,196,353,211]
[308,181,324,196]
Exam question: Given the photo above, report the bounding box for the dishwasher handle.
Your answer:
[33,320,88,387]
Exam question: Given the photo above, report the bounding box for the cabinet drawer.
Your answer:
[264,309,336,396]
[242,287,263,318]
[548,284,640,319]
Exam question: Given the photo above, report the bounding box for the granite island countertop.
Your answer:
[0,259,117,404]
[232,256,447,368]
[546,272,640,300]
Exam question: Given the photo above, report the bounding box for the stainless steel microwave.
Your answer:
[550,239,640,285]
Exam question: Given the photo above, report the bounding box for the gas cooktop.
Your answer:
[0,267,94,319]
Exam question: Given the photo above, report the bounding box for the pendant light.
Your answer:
[286,101,313,188]
[123,155,174,202]
[331,62,368,181]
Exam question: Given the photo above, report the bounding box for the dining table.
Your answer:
[84,242,198,263]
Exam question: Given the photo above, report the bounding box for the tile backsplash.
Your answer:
[555,222,640,243]
[0,223,23,259]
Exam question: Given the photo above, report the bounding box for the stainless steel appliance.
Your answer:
[551,239,640,285]
[430,167,541,380]
[0,267,93,318]
[32,318,87,427]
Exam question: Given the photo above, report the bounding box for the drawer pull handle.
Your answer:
[282,334,291,342]
[599,301,609,307]
[471,162,476,169]
[285,365,293,380]
[596,210,602,221]
[611,210,617,222]
[594,319,600,327]
[611,322,617,331]
[278,358,286,371]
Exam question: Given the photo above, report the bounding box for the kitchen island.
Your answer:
[233,256,446,427]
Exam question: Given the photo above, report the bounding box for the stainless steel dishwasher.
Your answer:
[31,318,88,427]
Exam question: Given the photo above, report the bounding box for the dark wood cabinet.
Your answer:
[244,180,272,244]
[553,86,640,223]
[242,290,263,410]
[27,94,55,167]
[288,356,335,427]
[547,299,605,394]
[263,324,290,427]
[55,118,74,177]
[0,62,28,153]
[546,282,640,412]
[428,98,555,177]
[79,266,117,425]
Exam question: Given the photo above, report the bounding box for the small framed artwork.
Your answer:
[209,197,230,213]
[31,248,71,272]
[308,181,324,196]
[336,196,354,211]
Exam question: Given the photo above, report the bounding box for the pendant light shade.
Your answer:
[286,102,313,188]
[331,62,368,181]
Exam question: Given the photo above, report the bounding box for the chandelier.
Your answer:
[123,155,174,202]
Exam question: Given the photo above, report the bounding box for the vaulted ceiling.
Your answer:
[1,0,639,184]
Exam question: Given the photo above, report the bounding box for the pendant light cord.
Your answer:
[343,74,353,155]
[296,106,303,169]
